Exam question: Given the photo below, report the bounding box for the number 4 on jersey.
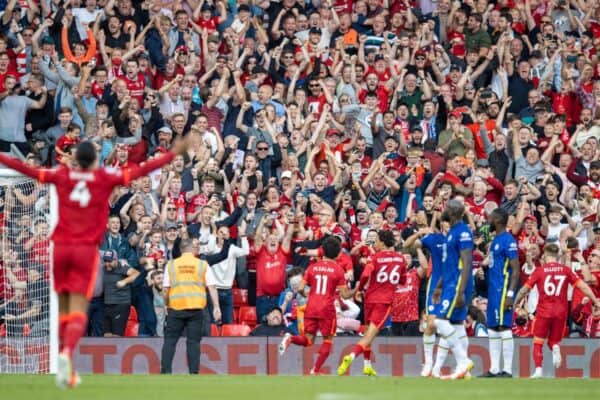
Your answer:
[69,181,91,207]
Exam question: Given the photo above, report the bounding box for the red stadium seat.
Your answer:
[0,323,6,337]
[238,306,257,327]
[233,308,239,323]
[210,323,220,337]
[129,306,138,322]
[125,322,139,337]
[233,289,248,307]
[220,324,251,337]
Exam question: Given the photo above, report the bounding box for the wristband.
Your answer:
[506,290,515,298]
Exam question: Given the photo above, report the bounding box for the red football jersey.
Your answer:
[390,268,421,322]
[304,259,345,320]
[525,262,581,318]
[123,74,146,107]
[0,153,175,245]
[362,250,407,304]
[256,245,288,296]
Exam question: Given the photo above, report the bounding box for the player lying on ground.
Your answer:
[337,230,407,376]
[278,236,355,375]
[514,243,600,379]
[0,138,188,388]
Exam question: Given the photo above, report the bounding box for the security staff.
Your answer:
[160,239,221,374]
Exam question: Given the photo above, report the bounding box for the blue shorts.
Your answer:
[429,279,473,322]
[486,287,513,328]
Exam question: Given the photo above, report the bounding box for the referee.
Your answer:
[160,239,221,374]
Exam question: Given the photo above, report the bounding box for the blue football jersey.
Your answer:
[441,222,474,288]
[488,231,518,291]
[421,232,445,291]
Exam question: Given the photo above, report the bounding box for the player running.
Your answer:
[0,139,188,388]
[514,243,600,378]
[337,230,407,376]
[404,224,447,378]
[430,200,474,380]
[278,236,354,375]
[481,208,520,378]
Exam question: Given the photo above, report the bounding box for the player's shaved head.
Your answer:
[378,229,396,248]
[76,141,97,169]
[322,235,341,259]
[441,199,464,224]
[490,208,509,228]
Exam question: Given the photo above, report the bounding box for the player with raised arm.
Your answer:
[481,208,520,378]
[278,236,355,375]
[0,139,188,388]
[337,230,407,376]
[404,223,447,377]
[430,199,474,380]
[514,243,600,379]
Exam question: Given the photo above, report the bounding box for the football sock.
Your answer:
[313,340,332,373]
[364,347,372,366]
[291,335,310,347]
[58,314,70,353]
[488,329,502,374]
[500,329,514,374]
[454,324,468,351]
[63,312,88,358]
[434,320,466,366]
[533,342,544,368]
[350,343,365,360]
[432,338,449,375]
[423,334,436,366]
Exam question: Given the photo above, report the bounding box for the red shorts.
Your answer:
[304,317,336,337]
[532,315,567,347]
[364,303,391,329]
[53,243,99,299]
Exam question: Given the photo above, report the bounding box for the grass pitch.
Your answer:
[1,375,598,400]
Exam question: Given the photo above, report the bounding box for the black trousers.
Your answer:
[391,320,421,336]
[160,308,205,374]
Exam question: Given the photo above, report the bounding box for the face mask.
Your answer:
[112,57,122,66]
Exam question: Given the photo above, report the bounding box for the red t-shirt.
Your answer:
[55,135,81,163]
[390,268,421,322]
[303,259,345,319]
[525,262,580,318]
[363,250,407,304]
[0,153,175,245]
[123,74,146,107]
[256,245,289,296]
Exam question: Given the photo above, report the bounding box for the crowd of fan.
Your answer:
[0,0,599,339]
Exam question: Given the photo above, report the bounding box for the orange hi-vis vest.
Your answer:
[167,253,208,310]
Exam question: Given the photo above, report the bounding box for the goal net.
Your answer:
[0,171,58,374]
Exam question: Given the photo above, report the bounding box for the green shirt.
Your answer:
[465,29,492,50]
[438,128,473,157]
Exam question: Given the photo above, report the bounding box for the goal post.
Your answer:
[0,170,58,374]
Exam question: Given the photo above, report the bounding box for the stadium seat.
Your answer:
[0,323,5,337]
[238,306,257,327]
[129,306,138,322]
[233,289,248,307]
[233,307,239,323]
[220,324,251,337]
[210,323,220,337]
[125,322,139,337]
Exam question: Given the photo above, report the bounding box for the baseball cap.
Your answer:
[326,128,341,137]
[175,45,189,54]
[165,222,179,231]
[41,36,55,45]
[309,27,322,35]
[158,126,173,135]
[524,214,537,223]
[374,54,385,61]
[450,63,463,72]
[449,109,463,119]
[102,249,118,262]
[281,170,293,179]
